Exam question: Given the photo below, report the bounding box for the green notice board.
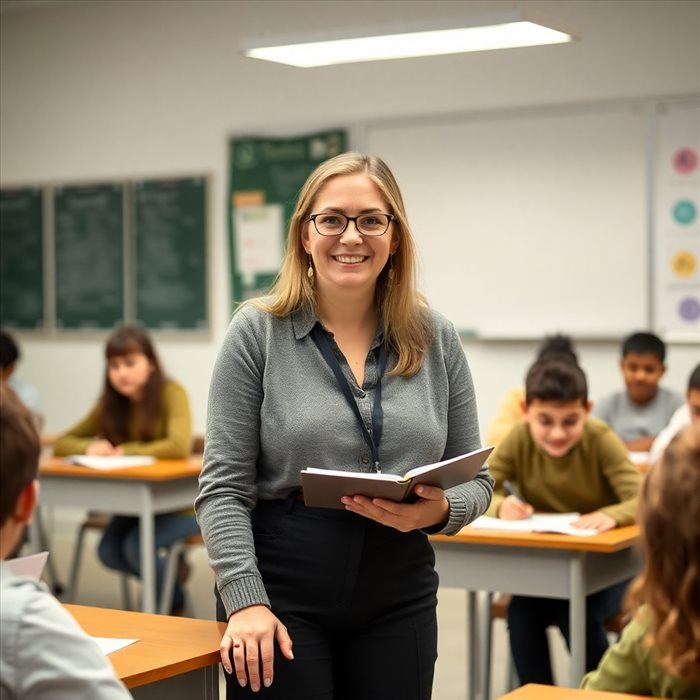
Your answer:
[0,188,44,328]
[133,177,208,330]
[229,129,347,303]
[54,183,124,329]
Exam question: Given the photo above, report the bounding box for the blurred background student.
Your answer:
[0,329,43,431]
[53,325,196,613]
[581,425,700,698]
[486,334,578,446]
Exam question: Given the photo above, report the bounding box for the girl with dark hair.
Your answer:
[54,325,195,612]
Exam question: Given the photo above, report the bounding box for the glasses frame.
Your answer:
[307,212,395,237]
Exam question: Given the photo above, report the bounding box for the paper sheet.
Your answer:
[469,513,599,537]
[68,455,156,469]
[5,551,49,579]
[92,637,139,655]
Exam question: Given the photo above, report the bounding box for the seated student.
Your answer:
[593,331,684,452]
[53,325,196,613]
[648,363,700,467]
[581,425,700,698]
[0,329,43,431]
[486,358,642,686]
[486,333,578,446]
[0,385,132,699]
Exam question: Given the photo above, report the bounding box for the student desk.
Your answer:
[429,525,641,700]
[66,604,225,699]
[498,683,649,699]
[33,456,201,613]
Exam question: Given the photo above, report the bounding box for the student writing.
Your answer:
[0,385,132,699]
[53,325,196,613]
[196,152,493,699]
[581,425,700,698]
[486,358,642,685]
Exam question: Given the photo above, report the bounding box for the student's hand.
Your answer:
[341,484,450,532]
[574,511,616,532]
[86,439,119,456]
[498,495,534,520]
[220,605,293,692]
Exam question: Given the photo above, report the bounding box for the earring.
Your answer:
[307,256,314,282]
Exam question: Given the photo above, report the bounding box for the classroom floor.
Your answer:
[38,507,573,700]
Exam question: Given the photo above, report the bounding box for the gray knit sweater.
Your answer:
[195,303,493,616]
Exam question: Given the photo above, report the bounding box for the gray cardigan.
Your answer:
[195,303,493,616]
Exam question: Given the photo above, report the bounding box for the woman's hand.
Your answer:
[574,511,616,532]
[341,484,449,532]
[498,495,534,520]
[86,439,119,456]
[220,605,294,692]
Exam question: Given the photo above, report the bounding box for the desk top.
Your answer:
[65,604,225,689]
[40,456,201,481]
[498,683,648,699]
[430,524,640,554]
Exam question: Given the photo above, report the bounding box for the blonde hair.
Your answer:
[246,152,432,376]
[625,425,700,683]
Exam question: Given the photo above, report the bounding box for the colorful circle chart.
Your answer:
[672,199,697,225]
[672,147,698,175]
[678,296,700,322]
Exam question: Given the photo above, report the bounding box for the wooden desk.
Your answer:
[32,456,201,613]
[66,604,225,699]
[430,525,641,700]
[498,683,649,699]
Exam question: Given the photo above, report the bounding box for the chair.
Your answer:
[158,532,205,615]
[482,592,631,697]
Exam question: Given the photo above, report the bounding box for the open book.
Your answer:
[469,513,599,537]
[67,455,156,470]
[300,446,493,509]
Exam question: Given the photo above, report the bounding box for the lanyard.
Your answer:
[310,324,388,473]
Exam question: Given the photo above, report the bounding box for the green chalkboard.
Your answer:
[132,177,208,330]
[0,188,44,328]
[54,183,124,329]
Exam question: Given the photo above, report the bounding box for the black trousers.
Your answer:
[215,498,439,700]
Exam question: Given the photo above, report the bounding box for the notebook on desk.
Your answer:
[469,513,598,537]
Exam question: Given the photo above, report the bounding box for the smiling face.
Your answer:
[301,173,398,301]
[107,352,154,401]
[621,352,665,405]
[524,398,592,458]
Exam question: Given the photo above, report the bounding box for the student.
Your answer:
[581,425,700,697]
[648,363,700,466]
[0,385,132,699]
[53,325,195,613]
[593,331,684,452]
[486,358,642,686]
[196,152,493,699]
[0,328,43,430]
[486,333,578,446]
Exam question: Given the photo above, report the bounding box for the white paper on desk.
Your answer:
[628,451,650,465]
[68,455,156,469]
[470,513,598,537]
[5,551,49,579]
[92,637,139,656]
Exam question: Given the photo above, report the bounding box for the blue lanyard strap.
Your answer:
[310,324,387,472]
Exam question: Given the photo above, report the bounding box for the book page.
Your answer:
[68,455,156,470]
[302,467,401,482]
[404,446,493,480]
[469,513,599,537]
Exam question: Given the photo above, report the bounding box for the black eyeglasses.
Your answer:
[308,212,394,237]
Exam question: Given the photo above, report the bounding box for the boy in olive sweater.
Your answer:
[486,358,641,687]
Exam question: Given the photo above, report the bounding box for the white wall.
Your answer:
[1,0,698,436]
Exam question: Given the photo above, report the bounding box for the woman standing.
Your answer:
[196,153,493,699]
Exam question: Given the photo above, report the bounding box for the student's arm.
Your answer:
[52,406,101,456]
[12,587,132,699]
[484,427,529,518]
[598,425,642,525]
[580,614,651,694]
[119,382,192,458]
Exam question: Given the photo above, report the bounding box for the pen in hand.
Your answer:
[503,479,523,502]
[500,479,534,520]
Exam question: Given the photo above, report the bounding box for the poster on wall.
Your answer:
[653,101,700,341]
[228,129,347,305]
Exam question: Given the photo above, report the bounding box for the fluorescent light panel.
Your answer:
[244,19,572,68]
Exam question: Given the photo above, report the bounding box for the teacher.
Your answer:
[195,152,493,699]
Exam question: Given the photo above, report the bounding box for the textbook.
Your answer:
[469,513,598,537]
[67,455,156,470]
[300,446,493,509]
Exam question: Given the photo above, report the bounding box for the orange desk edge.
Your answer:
[40,455,201,481]
[498,683,649,700]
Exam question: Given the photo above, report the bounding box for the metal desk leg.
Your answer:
[467,589,478,700]
[139,488,156,613]
[569,552,586,686]
[480,591,493,700]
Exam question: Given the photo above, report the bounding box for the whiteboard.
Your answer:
[367,106,648,337]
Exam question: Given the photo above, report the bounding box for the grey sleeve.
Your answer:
[11,592,132,699]
[195,310,270,617]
